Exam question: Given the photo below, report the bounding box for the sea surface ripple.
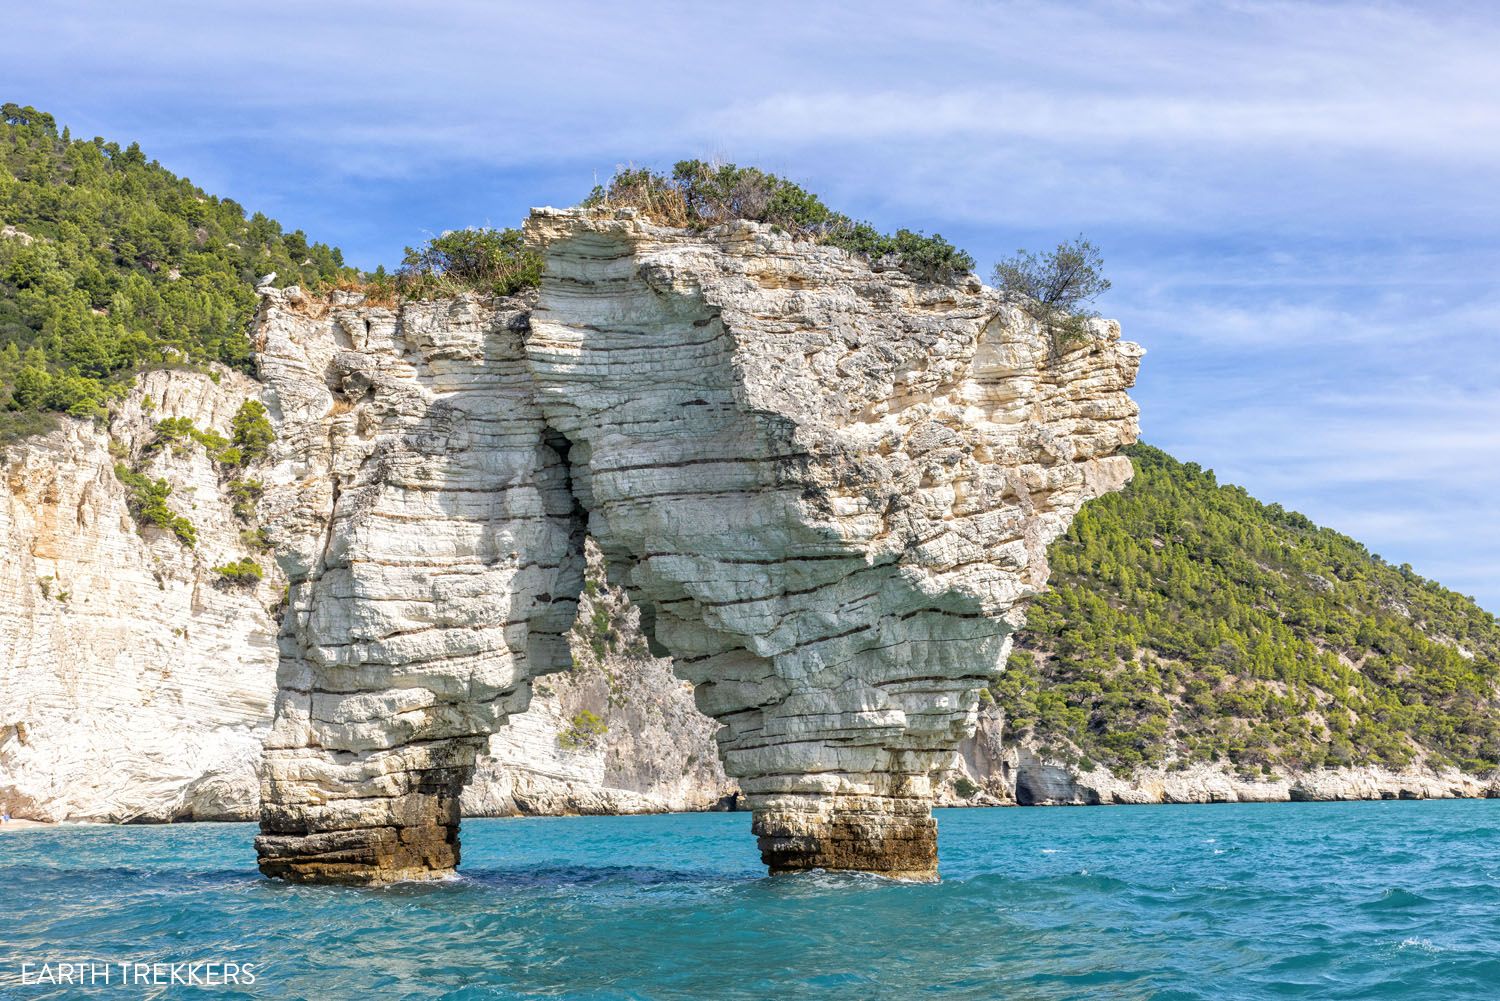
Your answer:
[2,800,1497,999]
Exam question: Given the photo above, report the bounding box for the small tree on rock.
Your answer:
[993,237,1111,352]
[231,400,275,464]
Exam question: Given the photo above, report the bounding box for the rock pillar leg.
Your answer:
[753,792,938,880]
[255,737,484,884]
[251,289,585,885]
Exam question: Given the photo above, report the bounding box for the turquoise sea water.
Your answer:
[1,801,1497,999]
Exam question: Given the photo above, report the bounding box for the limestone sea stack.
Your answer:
[252,208,1142,883]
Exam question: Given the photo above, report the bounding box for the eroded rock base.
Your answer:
[255,738,480,884]
[754,796,939,881]
[256,822,460,885]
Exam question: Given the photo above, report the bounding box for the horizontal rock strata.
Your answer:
[254,207,1141,883]
[252,290,585,883]
[464,540,736,817]
[524,209,1140,878]
[0,376,730,825]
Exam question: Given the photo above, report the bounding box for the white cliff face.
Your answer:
[0,359,731,825]
[0,369,280,822]
[252,208,1141,883]
[465,541,735,817]
[246,287,577,880]
[522,209,1140,879]
[250,287,738,882]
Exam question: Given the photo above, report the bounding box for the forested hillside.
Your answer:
[0,103,352,440]
[5,107,1495,784]
[1001,445,1500,778]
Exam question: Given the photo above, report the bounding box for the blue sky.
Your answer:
[8,1,1499,610]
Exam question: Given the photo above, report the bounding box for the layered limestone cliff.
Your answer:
[0,369,280,822]
[0,373,729,826]
[5,360,1485,833]
[251,207,1142,883]
[249,286,593,881]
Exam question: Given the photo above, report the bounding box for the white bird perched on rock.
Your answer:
[256,271,277,288]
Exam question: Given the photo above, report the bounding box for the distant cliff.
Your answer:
[1,370,270,820]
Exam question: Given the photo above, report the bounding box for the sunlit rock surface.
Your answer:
[0,369,280,823]
[0,368,728,826]
[524,209,1140,878]
[250,288,586,882]
[254,208,1140,883]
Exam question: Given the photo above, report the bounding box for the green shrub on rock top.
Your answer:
[993,237,1112,351]
[584,160,976,283]
[396,227,541,300]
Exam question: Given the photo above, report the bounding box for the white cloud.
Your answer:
[696,88,1500,161]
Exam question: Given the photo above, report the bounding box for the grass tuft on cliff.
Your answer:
[1001,444,1500,779]
[583,160,976,283]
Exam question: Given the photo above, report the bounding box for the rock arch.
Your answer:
[252,209,1141,884]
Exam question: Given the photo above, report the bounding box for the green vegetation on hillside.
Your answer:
[1000,445,1500,778]
[393,226,540,301]
[147,400,274,469]
[584,160,976,282]
[0,103,353,438]
[558,709,608,751]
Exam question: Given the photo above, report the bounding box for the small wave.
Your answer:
[455,864,731,891]
[1359,888,1434,911]
[1040,848,1059,854]
[1398,937,1443,954]
[762,868,927,891]
[1027,870,1136,895]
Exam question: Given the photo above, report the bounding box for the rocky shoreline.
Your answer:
[935,708,1500,807]
[4,773,1495,832]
